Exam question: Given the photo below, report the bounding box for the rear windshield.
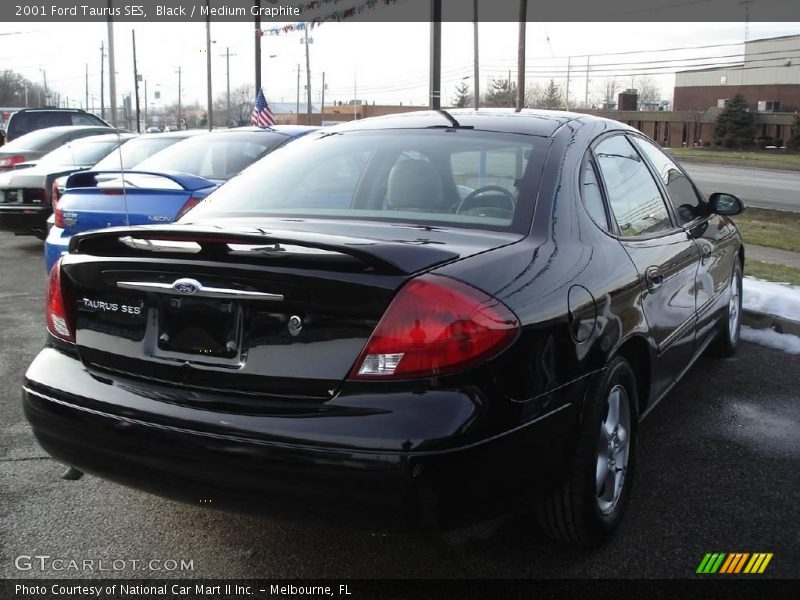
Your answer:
[38,138,126,168]
[93,136,183,170]
[135,131,286,181]
[1,127,71,152]
[185,129,544,232]
[7,111,106,138]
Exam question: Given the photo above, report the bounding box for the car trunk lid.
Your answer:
[61,220,519,399]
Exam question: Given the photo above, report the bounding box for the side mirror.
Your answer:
[708,192,745,216]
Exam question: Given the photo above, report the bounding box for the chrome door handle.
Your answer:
[645,266,664,293]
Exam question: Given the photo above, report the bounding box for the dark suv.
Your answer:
[5,108,110,142]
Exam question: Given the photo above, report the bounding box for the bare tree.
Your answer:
[633,77,661,109]
[524,81,544,108]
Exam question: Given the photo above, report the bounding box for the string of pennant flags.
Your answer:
[256,0,404,37]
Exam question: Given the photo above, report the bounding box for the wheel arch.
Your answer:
[611,335,651,418]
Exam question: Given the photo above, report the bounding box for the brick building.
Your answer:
[674,34,800,113]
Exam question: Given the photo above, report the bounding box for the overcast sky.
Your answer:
[2,18,799,111]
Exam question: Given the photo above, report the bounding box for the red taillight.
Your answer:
[175,197,203,220]
[0,155,25,169]
[50,181,59,206]
[53,203,65,228]
[45,258,75,343]
[349,274,519,380]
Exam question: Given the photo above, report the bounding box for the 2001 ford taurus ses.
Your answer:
[23,109,745,545]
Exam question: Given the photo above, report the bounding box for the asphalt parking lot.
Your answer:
[1,231,798,580]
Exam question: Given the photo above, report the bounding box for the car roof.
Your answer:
[325,108,609,137]
[229,125,319,137]
[12,125,118,135]
[136,130,206,140]
[10,108,93,115]
[66,132,137,143]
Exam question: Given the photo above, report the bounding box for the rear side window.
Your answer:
[71,113,105,126]
[629,136,705,225]
[580,159,608,230]
[593,135,672,237]
[7,112,71,138]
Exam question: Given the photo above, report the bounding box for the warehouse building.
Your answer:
[673,34,800,113]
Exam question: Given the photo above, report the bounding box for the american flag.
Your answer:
[251,87,276,128]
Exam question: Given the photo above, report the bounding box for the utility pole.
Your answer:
[176,66,182,129]
[354,72,357,119]
[220,47,237,126]
[473,0,479,109]
[321,72,326,117]
[85,64,89,110]
[40,69,48,103]
[144,80,148,129]
[296,63,300,117]
[205,0,213,131]
[565,56,571,111]
[304,27,312,123]
[516,0,526,111]
[254,0,261,91]
[100,41,105,119]
[107,1,117,126]
[429,0,442,109]
[584,55,590,108]
[132,30,141,133]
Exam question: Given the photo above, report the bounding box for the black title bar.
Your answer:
[4,0,800,23]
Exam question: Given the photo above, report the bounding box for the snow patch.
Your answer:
[740,326,800,355]
[742,277,800,323]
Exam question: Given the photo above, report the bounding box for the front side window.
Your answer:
[186,130,543,232]
[593,135,672,237]
[629,136,705,224]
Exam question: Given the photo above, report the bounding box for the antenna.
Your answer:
[116,129,130,227]
[740,0,753,43]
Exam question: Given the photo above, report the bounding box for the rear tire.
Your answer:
[708,257,742,358]
[536,356,638,545]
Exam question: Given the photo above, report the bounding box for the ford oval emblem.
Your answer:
[172,278,201,295]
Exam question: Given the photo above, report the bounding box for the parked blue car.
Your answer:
[44,126,316,271]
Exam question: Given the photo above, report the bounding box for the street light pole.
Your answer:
[304,27,312,123]
[429,0,441,110]
[132,29,141,133]
[254,0,261,92]
[473,0,479,109]
[107,0,117,126]
[205,0,213,131]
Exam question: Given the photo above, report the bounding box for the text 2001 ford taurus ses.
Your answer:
[23,110,745,545]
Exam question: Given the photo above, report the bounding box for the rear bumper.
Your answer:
[23,347,578,531]
[0,205,49,234]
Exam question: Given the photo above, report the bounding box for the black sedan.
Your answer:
[23,110,745,545]
[0,132,135,238]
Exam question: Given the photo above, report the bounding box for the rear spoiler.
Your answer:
[65,170,216,192]
[68,225,460,276]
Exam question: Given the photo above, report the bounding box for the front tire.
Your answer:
[536,356,638,545]
[708,256,742,358]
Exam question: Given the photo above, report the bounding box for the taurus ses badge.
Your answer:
[172,278,202,295]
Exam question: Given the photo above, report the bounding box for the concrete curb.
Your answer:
[742,309,800,337]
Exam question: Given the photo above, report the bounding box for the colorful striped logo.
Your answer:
[696,552,773,574]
